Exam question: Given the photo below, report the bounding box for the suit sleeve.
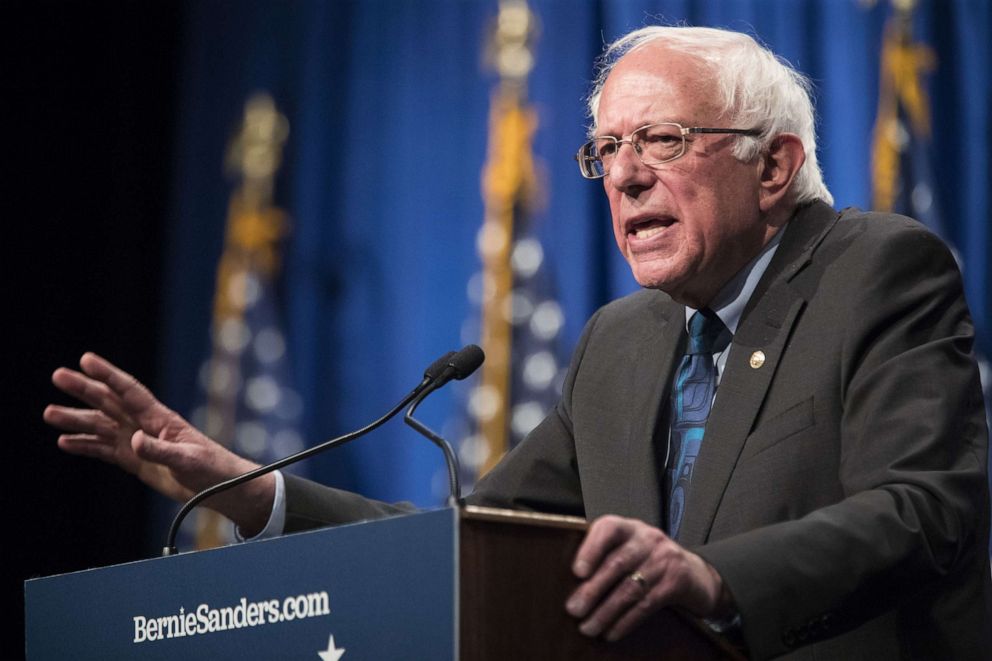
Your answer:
[280,308,603,533]
[696,223,991,658]
[466,308,605,516]
[282,473,416,533]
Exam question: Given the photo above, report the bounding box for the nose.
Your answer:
[607,141,654,196]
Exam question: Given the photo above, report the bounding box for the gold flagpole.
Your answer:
[195,93,290,549]
[476,0,539,476]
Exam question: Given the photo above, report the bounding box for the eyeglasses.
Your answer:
[574,122,762,179]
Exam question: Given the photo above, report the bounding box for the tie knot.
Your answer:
[687,309,730,355]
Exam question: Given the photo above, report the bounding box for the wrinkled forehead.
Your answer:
[596,45,724,131]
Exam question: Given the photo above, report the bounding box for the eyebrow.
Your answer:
[593,120,690,139]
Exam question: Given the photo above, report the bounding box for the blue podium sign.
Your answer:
[26,509,457,660]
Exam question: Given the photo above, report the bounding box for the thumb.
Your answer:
[129,430,200,502]
[131,430,187,467]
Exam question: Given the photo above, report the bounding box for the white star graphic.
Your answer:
[317,633,346,661]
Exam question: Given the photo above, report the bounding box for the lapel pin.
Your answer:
[749,350,766,369]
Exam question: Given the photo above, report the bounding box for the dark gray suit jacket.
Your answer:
[285,201,992,659]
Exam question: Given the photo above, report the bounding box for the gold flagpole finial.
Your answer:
[490,0,538,83]
[225,92,290,209]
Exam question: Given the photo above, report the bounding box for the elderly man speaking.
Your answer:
[46,26,990,659]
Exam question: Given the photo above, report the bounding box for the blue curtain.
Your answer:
[161,0,991,509]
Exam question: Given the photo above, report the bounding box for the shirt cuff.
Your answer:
[235,469,287,541]
[704,612,746,653]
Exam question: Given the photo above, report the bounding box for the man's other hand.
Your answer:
[565,514,733,641]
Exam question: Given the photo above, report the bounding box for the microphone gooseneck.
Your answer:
[162,347,471,557]
[404,344,485,506]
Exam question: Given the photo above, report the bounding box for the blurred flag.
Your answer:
[447,0,566,495]
[185,93,306,549]
[871,2,991,462]
[871,3,942,234]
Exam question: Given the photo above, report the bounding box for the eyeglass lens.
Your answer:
[581,123,685,177]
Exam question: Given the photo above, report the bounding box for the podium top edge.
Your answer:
[461,505,588,530]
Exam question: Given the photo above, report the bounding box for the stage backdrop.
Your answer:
[158,0,990,520]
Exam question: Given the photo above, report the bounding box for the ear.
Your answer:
[757,133,805,213]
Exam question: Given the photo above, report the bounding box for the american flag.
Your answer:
[183,93,306,548]
[443,0,567,497]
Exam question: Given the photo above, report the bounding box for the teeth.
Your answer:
[633,225,666,239]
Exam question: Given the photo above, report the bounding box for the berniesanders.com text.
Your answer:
[132,591,330,643]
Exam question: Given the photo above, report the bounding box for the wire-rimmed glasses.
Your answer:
[574,122,762,179]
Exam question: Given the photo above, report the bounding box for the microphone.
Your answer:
[163,347,471,556]
[404,344,485,506]
[423,350,457,381]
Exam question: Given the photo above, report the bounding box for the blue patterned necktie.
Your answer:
[666,308,731,540]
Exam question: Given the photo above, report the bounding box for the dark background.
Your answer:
[6,3,181,653]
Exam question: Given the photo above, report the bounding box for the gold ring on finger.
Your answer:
[629,571,647,589]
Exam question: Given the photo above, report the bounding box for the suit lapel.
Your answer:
[677,202,840,546]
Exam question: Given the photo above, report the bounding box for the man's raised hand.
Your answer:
[44,352,274,535]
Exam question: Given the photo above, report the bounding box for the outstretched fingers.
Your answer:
[45,353,247,507]
[77,352,172,433]
[51,366,129,422]
[43,404,119,436]
[54,433,121,463]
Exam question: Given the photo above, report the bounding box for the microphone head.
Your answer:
[424,351,457,380]
[449,344,485,379]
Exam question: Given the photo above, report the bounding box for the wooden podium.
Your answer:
[460,507,740,660]
[26,507,741,660]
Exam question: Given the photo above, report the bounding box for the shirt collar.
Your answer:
[684,227,785,335]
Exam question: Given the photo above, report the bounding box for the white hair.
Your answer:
[588,26,833,205]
